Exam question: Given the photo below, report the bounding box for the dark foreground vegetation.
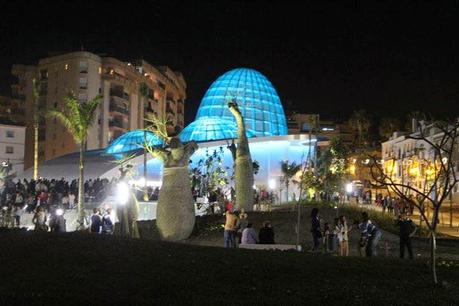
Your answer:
[0,229,458,305]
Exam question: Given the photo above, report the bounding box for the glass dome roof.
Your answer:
[196,68,287,135]
[179,116,256,142]
[105,130,164,154]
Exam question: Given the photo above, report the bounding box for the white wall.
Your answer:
[0,124,25,174]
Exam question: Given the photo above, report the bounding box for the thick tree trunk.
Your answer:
[77,142,85,229]
[228,102,254,211]
[157,166,195,241]
[33,120,39,180]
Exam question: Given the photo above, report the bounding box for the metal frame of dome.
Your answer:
[179,116,256,142]
[105,130,164,154]
[186,68,288,140]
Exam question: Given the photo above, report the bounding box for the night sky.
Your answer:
[1,1,459,123]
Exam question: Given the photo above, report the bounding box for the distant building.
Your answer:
[0,95,26,125]
[0,123,25,176]
[287,113,355,147]
[382,120,459,204]
[12,51,186,170]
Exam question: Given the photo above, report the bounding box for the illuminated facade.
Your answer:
[19,68,315,204]
[12,52,186,169]
[180,68,287,142]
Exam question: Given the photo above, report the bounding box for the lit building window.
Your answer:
[64,64,69,70]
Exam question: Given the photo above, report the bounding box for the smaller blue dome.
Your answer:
[106,130,164,154]
[179,117,256,142]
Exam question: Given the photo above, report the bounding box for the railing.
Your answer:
[109,103,129,115]
[166,107,175,115]
[109,119,127,129]
[110,89,129,100]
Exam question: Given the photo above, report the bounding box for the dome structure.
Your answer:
[105,130,164,154]
[180,68,287,142]
[179,117,256,142]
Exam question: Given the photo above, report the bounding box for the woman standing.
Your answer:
[338,215,349,256]
[310,208,321,252]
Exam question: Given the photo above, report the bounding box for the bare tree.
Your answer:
[370,119,459,284]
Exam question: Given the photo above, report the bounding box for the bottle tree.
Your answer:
[227,100,254,211]
[144,116,198,241]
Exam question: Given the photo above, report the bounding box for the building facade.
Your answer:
[11,51,186,170]
[0,123,25,176]
[287,113,355,147]
[382,121,459,204]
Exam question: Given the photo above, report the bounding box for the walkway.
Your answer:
[353,202,459,238]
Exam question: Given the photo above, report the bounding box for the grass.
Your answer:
[0,231,458,305]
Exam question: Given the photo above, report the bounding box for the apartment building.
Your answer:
[0,95,26,125]
[11,51,186,170]
[287,113,355,147]
[0,123,25,175]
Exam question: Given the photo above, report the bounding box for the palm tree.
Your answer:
[280,161,302,204]
[379,117,400,140]
[349,109,371,148]
[32,78,40,180]
[48,94,102,228]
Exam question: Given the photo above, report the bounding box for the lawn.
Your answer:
[0,231,458,305]
[1,203,459,305]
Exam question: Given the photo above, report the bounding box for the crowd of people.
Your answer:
[221,200,417,260]
[312,206,417,259]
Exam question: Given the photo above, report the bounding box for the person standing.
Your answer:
[338,215,349,256]
[224,209,238,248]
[236,209,249,243]
[359,212,382,257]
[397,213,416,259]
[310,208,321,252]
[101,208,114,234]
[90,208,102,234]
[32,206,48,231]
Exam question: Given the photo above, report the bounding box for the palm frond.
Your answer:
[47,109,81,143]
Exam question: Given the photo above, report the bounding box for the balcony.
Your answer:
[109,118,127,129]
[144,105,155,113]
[166,106,175,116]
[157,81,165,90]
[109,103,129,115]
[110,89,129,100]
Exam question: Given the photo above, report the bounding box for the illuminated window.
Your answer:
[98,67,102,74]
[79,61,88,73]
[64,64,69,70]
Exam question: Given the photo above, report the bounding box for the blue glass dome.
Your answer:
[105,130,164,154]
[179,116,256,142]
[180,68,288,142]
